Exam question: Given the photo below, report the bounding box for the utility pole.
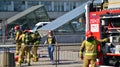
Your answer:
[2,19,6,45]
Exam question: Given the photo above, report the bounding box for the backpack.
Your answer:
[35,31,41,41]
[24,33,32,45]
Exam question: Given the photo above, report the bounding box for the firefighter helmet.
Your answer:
[14,25,19,30]
[86,30,93,37]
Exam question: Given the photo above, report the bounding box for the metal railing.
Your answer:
[0,43,82,67]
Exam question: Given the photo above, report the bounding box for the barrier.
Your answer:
[0,44,81,67]
[0,51,15,67]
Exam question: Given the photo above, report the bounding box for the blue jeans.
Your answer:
[48,45,54,61]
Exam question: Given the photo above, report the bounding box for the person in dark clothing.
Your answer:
[44,31,57,64]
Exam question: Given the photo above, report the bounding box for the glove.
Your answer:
[103,38,109,42]
[106,37,110,42]
[80,55,83,60]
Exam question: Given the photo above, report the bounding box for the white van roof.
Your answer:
[36,22,51,26]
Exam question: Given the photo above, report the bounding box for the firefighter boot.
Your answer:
[26,58,31,66]
[16,62,21,67]
[27,59,31,66]
[26,50,31,66]
[32,57,38,62]
[28,63,31,66]
[16,57,24,66]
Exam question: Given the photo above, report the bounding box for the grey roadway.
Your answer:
[17,58,83,67]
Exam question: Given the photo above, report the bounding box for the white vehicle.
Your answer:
[31,22,50,32]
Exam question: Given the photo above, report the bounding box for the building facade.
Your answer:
[0,0,105,43]
[0,0,89,43]
[0,0,88,22]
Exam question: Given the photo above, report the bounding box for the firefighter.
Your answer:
[44,31,57,64]
[16,30,32,66]
[80,30,109,67]
[14,25,22,55]
[31,31,41,62]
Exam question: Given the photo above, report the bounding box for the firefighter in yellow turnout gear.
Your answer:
[14,25,22,55]
[80,30,109,67]
[31,31,41,62]
[16,30,32,66]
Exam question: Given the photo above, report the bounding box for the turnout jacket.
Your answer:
[80,38,109,59]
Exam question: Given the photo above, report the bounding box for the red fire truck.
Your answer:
[85,0,120,66]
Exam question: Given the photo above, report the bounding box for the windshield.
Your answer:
[32,24,44,31]
[32,22,49,31]
[32,26,38,31]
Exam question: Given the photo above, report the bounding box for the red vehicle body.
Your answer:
[86,1,120,66]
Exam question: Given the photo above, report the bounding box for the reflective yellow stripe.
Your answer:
[85,53,97,55]
[33,55,38,58]
[80,51,83,54]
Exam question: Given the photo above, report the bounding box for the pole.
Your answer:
[2,19,6,44]
[85,2,90,35]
